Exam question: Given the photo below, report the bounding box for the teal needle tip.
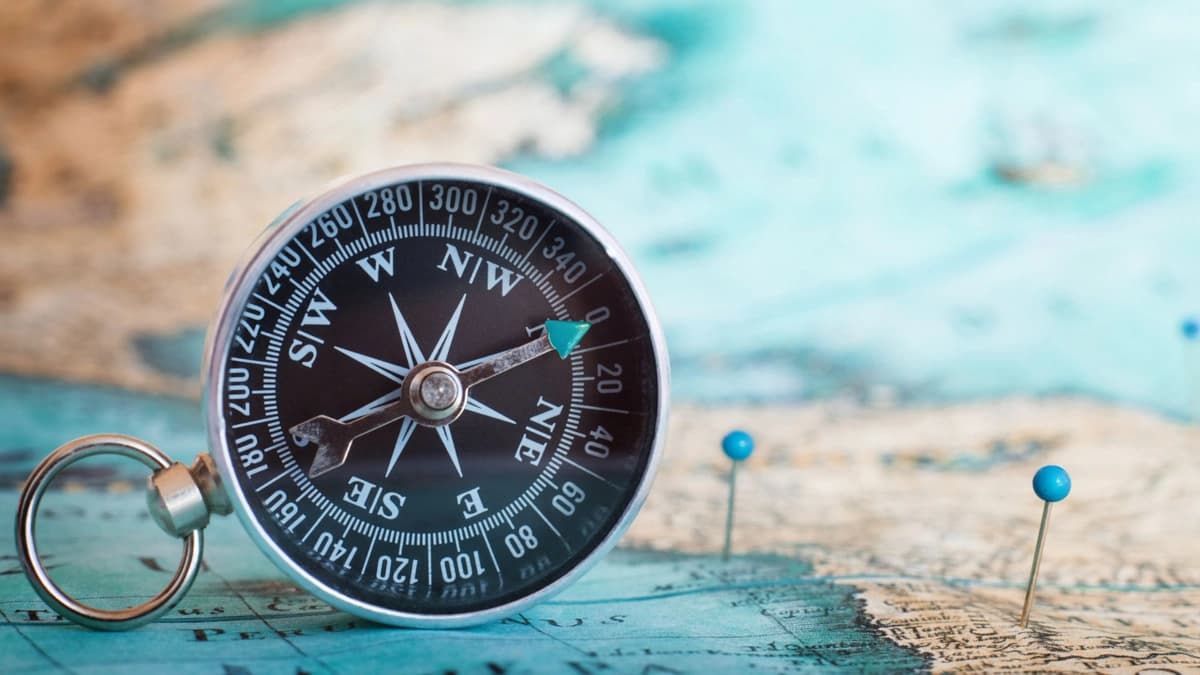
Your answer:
[545,320,591,359]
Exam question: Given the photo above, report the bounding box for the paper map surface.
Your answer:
[2,389,1198,673]
[3,0,1200,673]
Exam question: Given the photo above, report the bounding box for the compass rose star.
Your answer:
[332,293,514,478]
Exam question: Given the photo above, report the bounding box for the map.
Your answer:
[3,0,1200,673]
[2,385,1198,673]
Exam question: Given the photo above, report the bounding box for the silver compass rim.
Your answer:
[204,162,670,628]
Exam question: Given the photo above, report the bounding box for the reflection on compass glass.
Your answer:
[214,168,663,621]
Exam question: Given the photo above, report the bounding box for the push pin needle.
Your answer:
[1020,464,1071,628]
[720,430,754,561]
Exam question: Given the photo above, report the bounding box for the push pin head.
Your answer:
[1182,317,1200,341]
[722,430,755,462]
[1032,465,1071,503]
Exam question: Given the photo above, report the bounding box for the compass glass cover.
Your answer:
[214,172,662,617]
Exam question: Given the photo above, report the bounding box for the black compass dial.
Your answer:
[216,173,662,618]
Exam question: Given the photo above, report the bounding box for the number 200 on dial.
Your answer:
[206,164,669,627]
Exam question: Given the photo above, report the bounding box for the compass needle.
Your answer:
[545,320,591,359]
[293,386,418,477]
[454,348,509,370]
[457,320,590,389]
[294,415,356,478]
[341,387,405,422]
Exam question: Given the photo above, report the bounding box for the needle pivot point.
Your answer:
[545,320,591,359]
[420,371,460,410]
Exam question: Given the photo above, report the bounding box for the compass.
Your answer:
[15,163,669,630]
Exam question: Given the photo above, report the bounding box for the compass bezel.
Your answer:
[203,163,670,627]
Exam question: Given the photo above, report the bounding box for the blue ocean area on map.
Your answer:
[1,488,928,673]
[510,1,1200,415]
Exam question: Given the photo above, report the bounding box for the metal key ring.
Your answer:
[16,434,204,631]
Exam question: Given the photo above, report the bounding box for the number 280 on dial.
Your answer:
[206,164,669,627]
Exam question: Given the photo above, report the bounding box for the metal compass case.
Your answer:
[15,163,670,630]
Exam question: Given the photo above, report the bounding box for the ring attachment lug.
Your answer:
[147,453,231,538]
[15,434,227,630]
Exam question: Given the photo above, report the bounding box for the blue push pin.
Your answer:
[1020,465,1071,627]
[721,430,754,561]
